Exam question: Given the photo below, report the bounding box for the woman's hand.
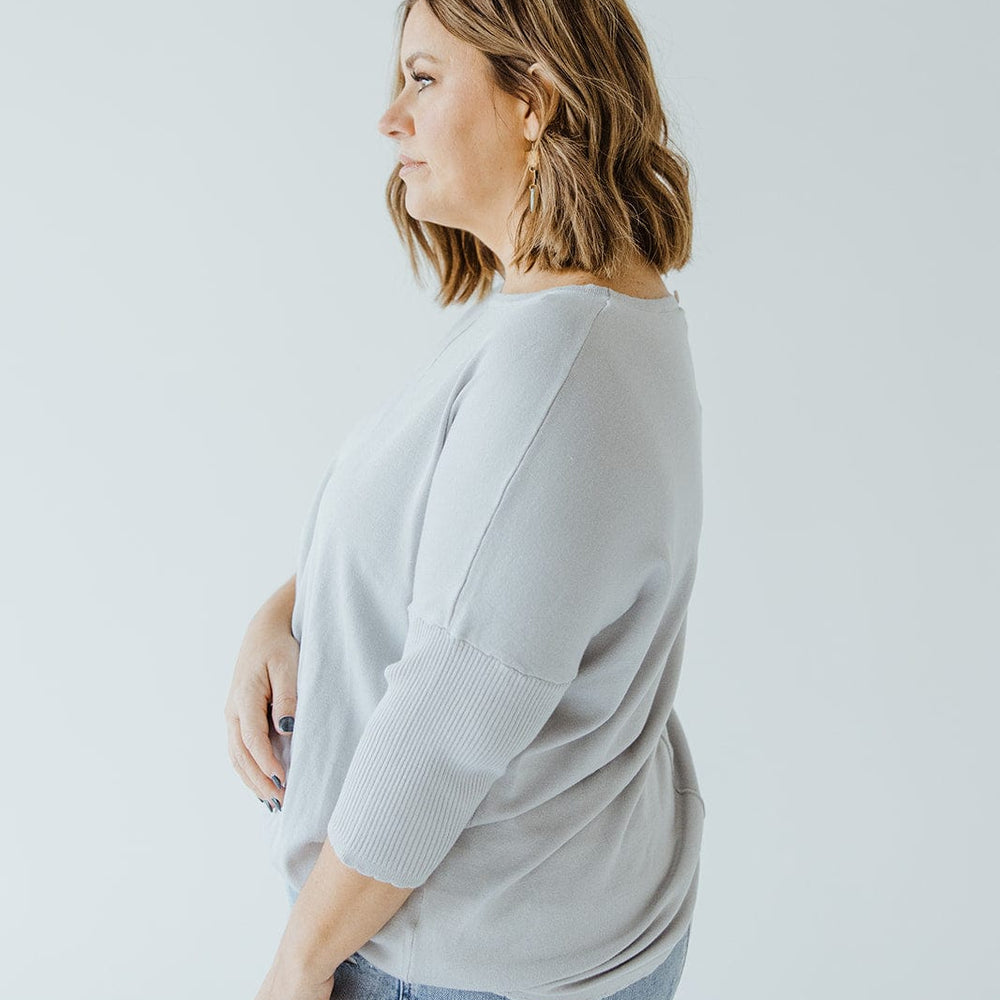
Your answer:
[224,591,300,809]
[253,954,335,1000]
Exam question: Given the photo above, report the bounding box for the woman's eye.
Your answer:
[410,71,433,92]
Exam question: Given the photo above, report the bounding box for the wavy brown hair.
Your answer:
[385,0,694,307]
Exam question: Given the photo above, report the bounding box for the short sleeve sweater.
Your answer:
[261,282,706,1000]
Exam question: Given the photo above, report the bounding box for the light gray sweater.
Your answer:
[262,282,706,1000]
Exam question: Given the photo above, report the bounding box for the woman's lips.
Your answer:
[399,159,426,176]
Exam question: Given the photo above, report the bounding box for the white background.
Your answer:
[1,1,997,997]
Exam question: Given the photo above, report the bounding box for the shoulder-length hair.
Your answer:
[385,0,694,307]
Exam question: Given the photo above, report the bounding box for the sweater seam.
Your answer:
[410,612,571,688]
[404,881,425,981]
[443,296,613,632]
[430,303,487,363]
[377,311,485,430]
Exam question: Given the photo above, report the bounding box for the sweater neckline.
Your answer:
[488,282,680,314]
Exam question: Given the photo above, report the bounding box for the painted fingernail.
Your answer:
[270,797,282,811]
[263,799,274,812]
[271,774,285,790]
[278,716,295,733]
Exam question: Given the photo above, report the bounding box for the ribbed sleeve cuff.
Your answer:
[327,614,570,889]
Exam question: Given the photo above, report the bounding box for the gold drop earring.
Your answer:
[527,141,540,212]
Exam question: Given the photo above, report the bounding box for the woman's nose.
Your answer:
[377,97,413,139]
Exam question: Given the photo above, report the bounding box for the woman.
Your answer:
[223,2,704,999]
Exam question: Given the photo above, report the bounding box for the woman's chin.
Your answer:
[404,197,447,229]
[402,189,427,220]
[402,186,467,231]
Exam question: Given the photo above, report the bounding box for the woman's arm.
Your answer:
[262,838,416,992]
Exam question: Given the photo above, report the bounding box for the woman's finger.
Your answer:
[239,694,290,805]
[269,669,298,737]
[224,708,284,809]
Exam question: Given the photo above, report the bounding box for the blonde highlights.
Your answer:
[385,0,694,307]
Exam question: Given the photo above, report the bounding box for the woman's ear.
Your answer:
[523,61,557,142]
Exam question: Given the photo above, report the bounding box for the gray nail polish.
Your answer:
[270,797,281,811]
[271,774,285,790]
[264,799,274,812]
[278,716,295,733]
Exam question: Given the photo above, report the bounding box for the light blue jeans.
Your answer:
[287,885,691,1000]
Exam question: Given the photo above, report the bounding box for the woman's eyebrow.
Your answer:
[404,50,441,69]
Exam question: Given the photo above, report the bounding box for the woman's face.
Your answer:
[377,0,535,257]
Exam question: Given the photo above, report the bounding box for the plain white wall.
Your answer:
[1,1,996,997]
